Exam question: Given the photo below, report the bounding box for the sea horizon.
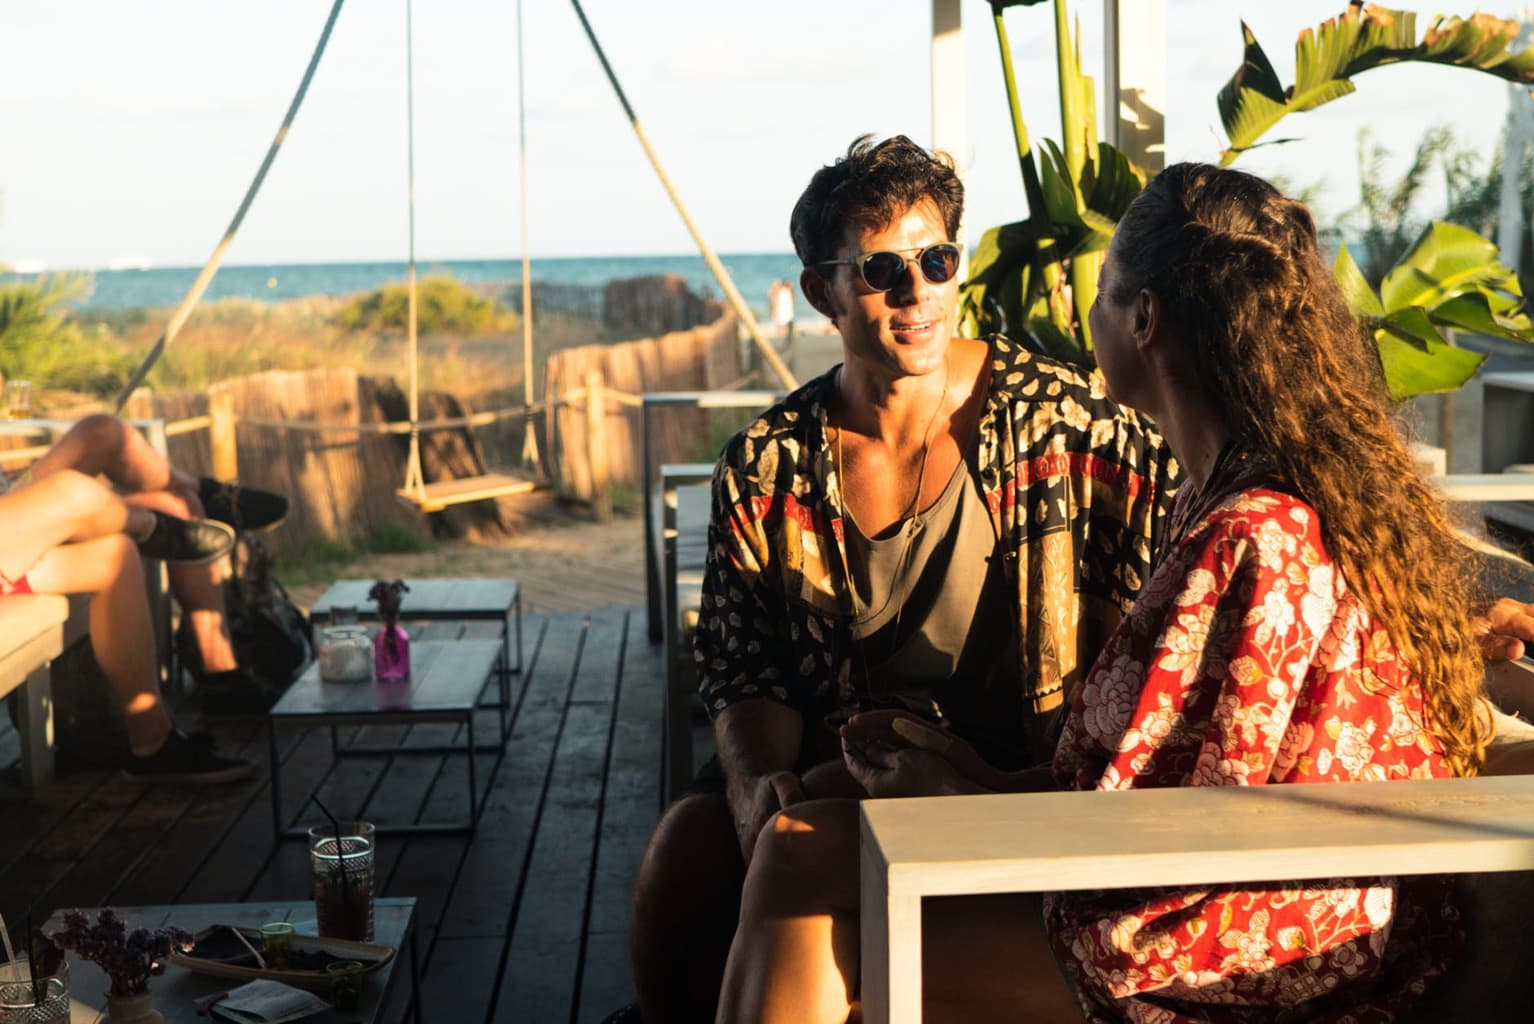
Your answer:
[0,252,813,319]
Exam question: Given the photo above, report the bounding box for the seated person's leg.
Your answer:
[30,413,189,497]
[0,470,150,584]
[632,792,746,1024]
[717,798,862,1024]
[22,531,252,783]
[26,533,169,754]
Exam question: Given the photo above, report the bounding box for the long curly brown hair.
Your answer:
[1109,162,1489,776]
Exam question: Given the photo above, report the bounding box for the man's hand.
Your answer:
[1474,597,1534,661]
[842,733,974,799]
[725,770,805,863]
[841,710,1009,792]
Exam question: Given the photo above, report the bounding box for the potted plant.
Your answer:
[50,909,193,1024]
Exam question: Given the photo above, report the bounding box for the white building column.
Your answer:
[1103,0,1165,172]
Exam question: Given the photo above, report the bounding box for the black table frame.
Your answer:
[268,639,504,839]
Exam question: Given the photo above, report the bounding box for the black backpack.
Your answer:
[180,532,314,690]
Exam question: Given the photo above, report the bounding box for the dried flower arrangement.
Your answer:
[50,909,194,996]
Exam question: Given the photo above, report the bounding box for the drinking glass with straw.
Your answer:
[308,796,376,942]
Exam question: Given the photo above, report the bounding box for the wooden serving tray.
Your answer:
[169,925,395,989]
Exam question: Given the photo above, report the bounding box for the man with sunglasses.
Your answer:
[619,134,1177,1024]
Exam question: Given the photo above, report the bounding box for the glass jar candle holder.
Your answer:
[318,625,373,682]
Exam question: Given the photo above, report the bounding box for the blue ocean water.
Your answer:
[2,253,812,320]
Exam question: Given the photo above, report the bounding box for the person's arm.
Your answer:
[1474,596,1534,661]
[691,443,817,859]
[714,699,806,861]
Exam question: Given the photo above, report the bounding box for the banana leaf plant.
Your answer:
[963,0,1534,396]
[958,0,1146,367]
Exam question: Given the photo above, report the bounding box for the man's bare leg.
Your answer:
[29,413,194,498]
[30,413,239,674]
[630,760,861,1022]
[25,534,171,754]
[715,799,1082,1024]
[0,470,155,584]
[123,490,238,674]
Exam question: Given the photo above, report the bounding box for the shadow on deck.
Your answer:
[0,604,668,1024]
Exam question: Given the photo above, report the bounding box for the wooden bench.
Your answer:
[0,593,70,789]
[660,462,714,802]
[860,657,1534,1024]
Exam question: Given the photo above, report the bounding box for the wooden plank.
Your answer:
[492,699,614,1022]
[0,775,147,923]
[569,607,626,705]
[110,726,298,906]
[576,612,665,1019]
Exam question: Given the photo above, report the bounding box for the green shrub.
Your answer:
[365,519,431,554]
[334,276,513,335]
[0,274,136,396]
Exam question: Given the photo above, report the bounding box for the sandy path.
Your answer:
[287,511,647,615]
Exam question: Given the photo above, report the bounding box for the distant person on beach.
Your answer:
[768,278,795,347]
[615,136,1534,1024]
[0,430,256,783]
[6,415,291,715]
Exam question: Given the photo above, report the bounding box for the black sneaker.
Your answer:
[198,666,286,716]
[123,730,253,784]
[137,512,235,565]
[197,478,289,532]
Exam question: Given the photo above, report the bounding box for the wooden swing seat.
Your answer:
[396,470,546,513]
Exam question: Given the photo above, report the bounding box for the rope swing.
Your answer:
[394,0,545,513]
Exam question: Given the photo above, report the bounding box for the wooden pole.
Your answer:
[209,390,239,483]
[517,0,541,471]
[111,0,348,410]
[568,0,798,391]
[585,371,612,522]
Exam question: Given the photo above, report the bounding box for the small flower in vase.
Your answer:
[50,908,193,998]
[367,578,411,680]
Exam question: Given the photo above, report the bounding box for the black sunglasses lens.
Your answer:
[920,245,960,283]
[859,252,905,291]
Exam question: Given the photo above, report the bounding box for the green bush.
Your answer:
[0,274,136,396]
[334,276,513,335]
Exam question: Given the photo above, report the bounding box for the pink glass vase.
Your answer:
[373,624,410,680]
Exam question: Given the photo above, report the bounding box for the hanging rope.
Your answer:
[112,0,348,411]
[517,0,542,472]
[568,0,798,390]
[400,0,426,501]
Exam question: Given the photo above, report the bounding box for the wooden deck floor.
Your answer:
[0,604,669,1024]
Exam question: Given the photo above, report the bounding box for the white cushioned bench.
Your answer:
[0,593,70,790]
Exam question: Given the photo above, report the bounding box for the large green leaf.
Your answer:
[1219,6,1534,164]
[1333,245,1385,317]
[1379,221,1522,310]
[1372,307,1487,398]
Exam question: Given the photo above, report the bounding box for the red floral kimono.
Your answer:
[1045,482,1461,1023]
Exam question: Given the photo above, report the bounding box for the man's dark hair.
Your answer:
[789,134,964,268]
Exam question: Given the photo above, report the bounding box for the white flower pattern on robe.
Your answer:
[1047,487,1461,1024]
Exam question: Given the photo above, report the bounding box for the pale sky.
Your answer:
[0,0,1523,269]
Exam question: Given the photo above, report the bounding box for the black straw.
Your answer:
[310,795,354,936]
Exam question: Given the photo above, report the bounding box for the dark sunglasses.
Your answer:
[815,243,961,292]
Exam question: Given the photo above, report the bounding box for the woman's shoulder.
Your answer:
[1193,485,1330,567]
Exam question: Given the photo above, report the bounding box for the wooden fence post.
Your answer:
[585,370,612,522]
[209,390,239,482]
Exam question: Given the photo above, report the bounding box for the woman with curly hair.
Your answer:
[715,163,1521,1023]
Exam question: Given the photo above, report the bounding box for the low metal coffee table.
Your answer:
[44,898,419,1023]
[310,577,523,685]
[268,639,503,838]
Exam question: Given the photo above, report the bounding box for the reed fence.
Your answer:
[0,308,756,551]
